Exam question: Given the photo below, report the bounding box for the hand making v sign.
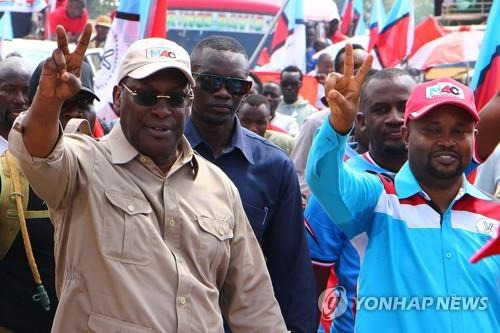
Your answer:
[324,44,373,135]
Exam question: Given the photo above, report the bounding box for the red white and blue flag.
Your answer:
[140,0,168,38]
[95,0,168,124]
[470,0,500,110]
[340,0,353,35]
[373,0,414,68]
[265,0,306,72]
[353,0,366,36]
[368,0,386,51]
[340,0,365,36]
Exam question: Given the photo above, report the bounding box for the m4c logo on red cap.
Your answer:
[425,82,465,100]
[146,48,177,59]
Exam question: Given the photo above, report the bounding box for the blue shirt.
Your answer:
[306,118,500,333]
[185,117,316,333]
[306,152,392,333]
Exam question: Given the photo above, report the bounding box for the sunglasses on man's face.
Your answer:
[121,82,193,108]
[192,73,252,96]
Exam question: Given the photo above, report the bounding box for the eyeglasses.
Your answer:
[192,73,252,96]
[121,82,193,108]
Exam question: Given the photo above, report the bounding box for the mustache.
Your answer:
[430,150,461,158]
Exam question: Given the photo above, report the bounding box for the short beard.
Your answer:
[1,111,14,129]
[426,158,465,180]
[384,141,407,155]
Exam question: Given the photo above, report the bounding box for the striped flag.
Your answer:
[140,0,168,38]
[353,0,367,36]
[340,0,353,35]
[367,0,386,51]
[266,0,306,72]
[0,11,13,41]
[373,0,414,68]
[470,0,500,110]
[340,0,365,36]
[94,0,168,124]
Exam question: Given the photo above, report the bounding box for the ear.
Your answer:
[112,85,122,117]
[402,124,410,146]
[355,112,366,131]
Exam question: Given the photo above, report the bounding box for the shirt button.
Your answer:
[218,226,225,236]
[169,218,176,227]
[127,205,135,212]
[179,297,186,305]
[139,156,147,163]
[445,252,452,259]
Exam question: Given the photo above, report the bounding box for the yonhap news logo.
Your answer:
[317,287,489,319]
[356,296,488,311]
[318,286,349,320]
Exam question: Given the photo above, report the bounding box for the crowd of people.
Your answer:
[0,6,498,333]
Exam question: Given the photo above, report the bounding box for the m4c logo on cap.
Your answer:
[425,83,465,100]
[146,48,177,59]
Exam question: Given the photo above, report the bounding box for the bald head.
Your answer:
[0,57,33,80]
[0,57,33,139]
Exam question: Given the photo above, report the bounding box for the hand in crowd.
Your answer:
[38,24,92,103]
[324,44,373,134]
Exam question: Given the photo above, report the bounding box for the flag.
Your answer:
[0,0,46,12]
[353,0,367,36]
[266,0,306,72]
[0,11,13,41]
[94,0,168,124]
[373,0,414,68]
[470,0,500,110]
[368,0,386,51]
[139,0,167,38]
[410,16,446,56]
[340,0,353,35]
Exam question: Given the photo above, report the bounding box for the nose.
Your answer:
[437,130,457,148]
[151,99,173,118]
[13,90,28,106]
[385,106,404,126]
[212,83,232,99]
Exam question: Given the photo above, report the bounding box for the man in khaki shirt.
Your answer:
[9,25,287,332]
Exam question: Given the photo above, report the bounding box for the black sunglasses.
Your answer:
[192,73,252,96]
[121,83,193,108]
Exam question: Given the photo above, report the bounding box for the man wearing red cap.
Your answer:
[306,47,499,332]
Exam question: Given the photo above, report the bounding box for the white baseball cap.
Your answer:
[117,38,195,86]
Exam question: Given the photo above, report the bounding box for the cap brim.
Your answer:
[81,87,100,101]
[406,100,479,125]
[127,62,195,87]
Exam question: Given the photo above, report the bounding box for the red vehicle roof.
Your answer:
[167,0,280,14]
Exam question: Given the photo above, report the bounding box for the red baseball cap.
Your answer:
[404,78,479,125]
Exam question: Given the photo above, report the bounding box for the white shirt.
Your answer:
[0,136,8,154]
[271,112,299,137]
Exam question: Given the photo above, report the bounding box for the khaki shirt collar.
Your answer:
[107,122,198,178]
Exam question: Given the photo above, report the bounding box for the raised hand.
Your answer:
[324,44,373,134]
[38,24,92,102]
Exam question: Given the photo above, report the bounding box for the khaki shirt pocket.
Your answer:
[196,216,233,271]
[102,190,153,265]
[88,312,152,332]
